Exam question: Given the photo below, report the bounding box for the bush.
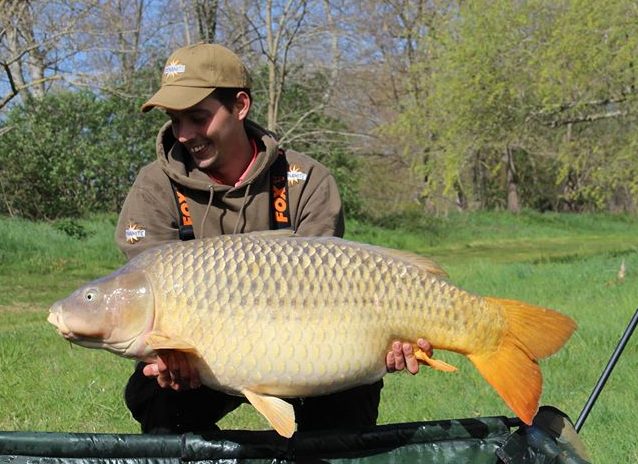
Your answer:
[53,219,89,240]
[0,90,164,220]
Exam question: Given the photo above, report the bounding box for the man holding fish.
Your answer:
[114,43,430,434]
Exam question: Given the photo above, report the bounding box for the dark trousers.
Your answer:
[125,362,383,434]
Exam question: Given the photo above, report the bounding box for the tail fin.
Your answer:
[467,297,576,425]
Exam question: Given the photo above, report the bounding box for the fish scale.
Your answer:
[48,233,576,437]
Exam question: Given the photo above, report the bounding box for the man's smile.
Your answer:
[189,142,210,157]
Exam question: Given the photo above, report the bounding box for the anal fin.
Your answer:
[242,389,296,438]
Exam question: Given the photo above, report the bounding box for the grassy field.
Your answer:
[1,211,637,462]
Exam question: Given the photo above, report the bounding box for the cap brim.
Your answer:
[141,85,215,113]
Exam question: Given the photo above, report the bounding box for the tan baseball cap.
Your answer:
[141,43,251,112]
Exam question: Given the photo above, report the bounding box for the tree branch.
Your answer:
[529,87,636,120]
[547,110,628,128]
[0,65,62,109]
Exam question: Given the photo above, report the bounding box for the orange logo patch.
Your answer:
[175,191,193,226]
[272,184,289,225]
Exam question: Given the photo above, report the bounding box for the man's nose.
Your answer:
[174,121,196,143]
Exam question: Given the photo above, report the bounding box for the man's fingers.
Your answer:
[386,351,396,372]
[168,351,191,390]
[386,339,435,375]
[392,340,405,371]
[142,360,172,389]
[150,350,200,390]
[157,352,175,388]
[176,352,198,388]
[141,352,197,390]
[417,338,433,357]
[145,351,177,389]
[142,362,159,378]
[403,342,421,375]
[167,351,181,384]
[386,341,402,372]
[142,355,168,386]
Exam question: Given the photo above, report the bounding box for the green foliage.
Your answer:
[0,65,362,220]
[553,118,638,212]
[0,90,164,220]
[387,0,638,213]
[250,66,363,218]
[53,219,89,240]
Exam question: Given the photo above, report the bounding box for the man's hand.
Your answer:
[386,338,433,374]
[143,350,201,390]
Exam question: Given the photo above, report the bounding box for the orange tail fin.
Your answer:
[467,297,576,425]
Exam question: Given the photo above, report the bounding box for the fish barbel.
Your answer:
[47,234,576,437]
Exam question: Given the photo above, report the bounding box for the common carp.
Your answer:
[48,234,576,437]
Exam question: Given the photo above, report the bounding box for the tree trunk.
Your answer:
[117,0,144,90]
[196,0,218,44]
[505,146,520,213]
[264,0,307,133]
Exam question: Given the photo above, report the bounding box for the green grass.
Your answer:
[0,214,125,306]
[1,211,637,462]
[348,210,638,265]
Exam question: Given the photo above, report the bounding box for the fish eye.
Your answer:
[84,289,99,302]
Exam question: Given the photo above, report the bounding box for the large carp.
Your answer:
[48,233,576,437]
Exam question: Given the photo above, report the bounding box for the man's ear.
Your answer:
[235,91,251,120]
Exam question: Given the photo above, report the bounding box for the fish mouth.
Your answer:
[47,310,98,345]
[47,307,73,339]
[47,305,133,351]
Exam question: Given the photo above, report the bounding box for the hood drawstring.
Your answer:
[233,183,252,235]
[200,185,215,238]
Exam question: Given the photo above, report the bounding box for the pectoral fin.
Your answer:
[146,331,199,355]
[242,389,296,438]
[414,348,458,372]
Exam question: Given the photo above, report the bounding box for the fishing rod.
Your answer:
[575,306,638,432]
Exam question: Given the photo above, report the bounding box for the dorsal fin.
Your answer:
[240,230,295,239]
[387,249,448,277]
[361,243,448,278]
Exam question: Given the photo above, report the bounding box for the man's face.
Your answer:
[166,96,242,172]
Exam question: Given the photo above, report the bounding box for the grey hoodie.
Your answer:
[115,119,345,259]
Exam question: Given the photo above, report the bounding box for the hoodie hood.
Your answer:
[156,119,280,192]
